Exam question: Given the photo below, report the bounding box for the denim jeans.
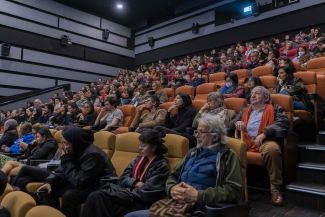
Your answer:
[124,209,150,217]
[279,90,306,110]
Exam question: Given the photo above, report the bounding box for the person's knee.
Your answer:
[262,142,281,156]
[62,189,79,203]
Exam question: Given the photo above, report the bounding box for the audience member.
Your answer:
[15,107,28,124]
[54,97,62,110]
[37,128,117,217]
[30,108,42,125]
[230,86,289,206]
[168,70,187,89]
[130,85,150,107]
[226,58,239,74]
[38,104,55,124]
[67,102,82,124]
[245,76,262,104]
[81,129,169,217]
[26,101,33,109]
[220,73,245,98]
[188,70,206,88]
[210,58,225,74]
[50,105,71,127]
[151,81,168,104]
[86,89,101,107]
[0,120,18,151]
[126,114,243,216]
[246,51,260,75]
[78,102,97,126]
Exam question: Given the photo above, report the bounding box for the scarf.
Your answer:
[222,84,238,94]
[203,106,228,124]
[132,155,158,181]
[242,104,274,152]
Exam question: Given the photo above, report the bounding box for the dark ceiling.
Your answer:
[54,0,217,29]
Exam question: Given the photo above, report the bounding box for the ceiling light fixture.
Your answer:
[117,4,123,9]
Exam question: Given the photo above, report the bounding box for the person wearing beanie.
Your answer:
[37,128,117,217]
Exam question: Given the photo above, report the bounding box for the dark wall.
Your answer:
[135,3,325,66]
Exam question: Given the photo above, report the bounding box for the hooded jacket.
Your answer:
[44,128,117,189]
[26,138,57,163]
[0,126,18,147]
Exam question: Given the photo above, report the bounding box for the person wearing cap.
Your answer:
[37,128,117,217]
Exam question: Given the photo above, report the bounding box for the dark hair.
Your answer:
[45,103,54,112]
[61,104,69,113]
[37,128,54,141]
[277,66,295,81]
[26,101,33,108]
[124,88,134,99]
[225,73,239,84]
[212,58,221,64]
[247,76,262,88]
[176,92,192,108]
[55,97,62,102]
[160,75,169,85]
[279,56,295,68]
[105,97,118,108]
[84,101,95,114]
[147,95,160,107]
[20,107,26,113]
[35,108,42,117]
[54,93,59,97]
[194,70,202,75]
[50,98,55,102]
[69,102,78,110]
[88,89,98,103]
[62,98,68,105]
[269,49,280,59]
[138,129,168,156]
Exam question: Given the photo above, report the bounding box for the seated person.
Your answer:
[92,98,124,131]
[168,70,187,89]
[37,128,117,217]
[188,70,206,88]
[125,114,243,217]
[77,102,97,126]
[272,66,313,111]
[315,37,325,58]
[292,46,312,70]
[132,96,167,133]
[0,119,19,151]
[38,104,55,124]
[229,86,290,206]
[81,129,169,217]
[1,123,57,183]
[283,41,294,56]
[130,85,150,107]
[15,107,28,124]
[151,81,168,104]
[50,105,71,126]
[245,51,260,75]
[193,92,236,129]
[159,75,169,88]
[265,49,280,71]
[121,88,134,105]
[226,58,239,74]
[220,73,245,98]
[67,102,82,123]
[245,76,262,104]
[209,58,225,74]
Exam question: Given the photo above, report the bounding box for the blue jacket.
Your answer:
[188,78,206,88]
[9,133,34,153]
[38,112,55,124]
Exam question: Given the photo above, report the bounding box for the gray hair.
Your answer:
[252,86,272,104]
[34,99,42,104]
[5,119,18,128]
[197,114,227,145]
[251,51,259,56]
[206,92,225,107]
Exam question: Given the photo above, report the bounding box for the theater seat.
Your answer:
[194,83,217,101]
[192,100,206,113]
[2,191,36,217]
[159,102,177,116]
[232,69,248,87]
[307,57,325,75]
[164,88,175,102]
[0,184,13,203]
[26,205,65,217]
[114,105,145,134]
[224,98,248,114]
[252,66,273,77]
[293,62,301,72]
[209,72,227,88]
[93,131,116,158]
[175,86,194,100]
[259,76,277,92]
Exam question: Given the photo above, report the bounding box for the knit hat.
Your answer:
[0,171,8,195]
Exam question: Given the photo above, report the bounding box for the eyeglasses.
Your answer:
[194,130,212,136]
[84,106,89,109]
[144,100,152,103]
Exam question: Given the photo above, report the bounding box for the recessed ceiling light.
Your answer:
[117,4,123,9]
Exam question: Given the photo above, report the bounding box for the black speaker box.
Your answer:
[252,3,260,16]
[192,22,199,34]
[103,29,110,40]
[1,43,11,56]
[148,37,154,47]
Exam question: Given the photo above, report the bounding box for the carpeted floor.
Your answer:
[248,189,325,217]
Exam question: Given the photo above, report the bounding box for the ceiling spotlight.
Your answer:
[117,4,123,9]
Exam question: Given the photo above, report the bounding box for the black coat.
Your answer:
[45,144,117,189]
[78,112,97,126]
[29,116,41,125]
[117,156,169,200]
[0,128,18,147]
[69,110,81,123]
[164,107,196,133]
[26,139,57,163]
[15,114,28,124]
[51,113,71,126]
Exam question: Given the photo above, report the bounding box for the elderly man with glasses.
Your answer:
[33,99,42,109]
[125,114,243,217]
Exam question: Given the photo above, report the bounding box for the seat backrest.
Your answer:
[159,102,177,116]
[16,127,21,138]
[293,62,301,72]
[175,86,194,100]
[252,66,273,77]
[26,205,65,217]
[224,98,248,114]
[164,88,175,102]
[294,71,317,93]
[233,69,248,87]
[94,107,101,116]
[307,57,325,74]
[53,130,62,148]
[227,137,247,190]
[0,184,12,203]
[2,191,36,217]
[49,129,56,138]
[209,72,227,85]
[163,134,189,173]
[94,131,116,158]
[259,76,277,92]
[271,94,293,130]
[287,48,297,58]
[111,132,141,176]
[119,105,136,127]
[192,100,206,113]
[194,83,217,101]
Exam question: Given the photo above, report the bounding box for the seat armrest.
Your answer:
[274,130,288,138]
[4,153,23,157]
[107,126,119,132]
[47,164,59,171]
[140,189,165,203]
[99,177,119,187]
[204,203,251,217]
[227,129,235,137]
[128,127,136,132]
[30,160,51,167]
[308,93,318,100]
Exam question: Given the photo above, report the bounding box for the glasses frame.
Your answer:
[194,130,213,136]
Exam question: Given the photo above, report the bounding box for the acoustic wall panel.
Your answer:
[0,72,55,88]
[0,0,57,27]
[101,19,131,38]
[0,88,30,96]
[57,80,87,92]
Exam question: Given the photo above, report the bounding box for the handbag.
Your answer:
[99,182,134,205]
[149,198,195,217]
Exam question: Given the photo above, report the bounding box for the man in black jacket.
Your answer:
[168,70,187,89]
[37,128,117,217]
[15,107,28,124]
[0,119,19,151]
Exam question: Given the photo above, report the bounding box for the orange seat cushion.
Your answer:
[247,152,265,168]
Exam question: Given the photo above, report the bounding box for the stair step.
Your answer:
[297,162,325,184]
[286,182,325,211]
[298,145,325,163]
[298,162,325,170]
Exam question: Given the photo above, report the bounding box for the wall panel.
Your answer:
[0,44,21,60]
[0,72,55,88]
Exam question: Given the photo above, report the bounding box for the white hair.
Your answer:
[197,114,227,145]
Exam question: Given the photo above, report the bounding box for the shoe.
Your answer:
[271,189,284,206]
[293,117,301,126]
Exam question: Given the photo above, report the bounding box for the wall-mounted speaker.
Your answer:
[192,22,199,34]
[103,29,110,40]
[252,3,260,16]
[1,43,11,56]
[148,37,154,47]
